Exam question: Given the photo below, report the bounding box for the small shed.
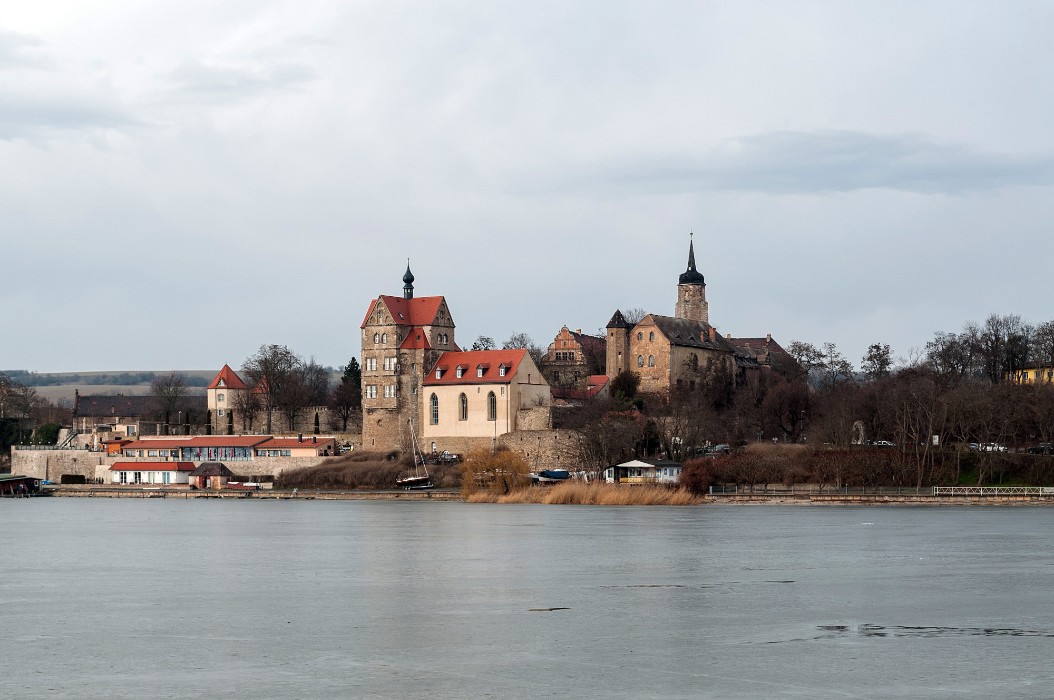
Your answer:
[190,462,235,490]
[603,459,682,485]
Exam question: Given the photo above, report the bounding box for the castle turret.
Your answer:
[676,234,708,323]
[402,261,415,300]
[605,309,631,379]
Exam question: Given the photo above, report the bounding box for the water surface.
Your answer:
[1,500,1051,698]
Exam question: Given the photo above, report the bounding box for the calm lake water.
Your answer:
[1,500,1052,699]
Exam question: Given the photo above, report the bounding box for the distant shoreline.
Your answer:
[34,485,1054,505]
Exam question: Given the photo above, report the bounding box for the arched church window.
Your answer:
[649,331,654,341]
[637,355,644,367]
[381,333,388,344]
[458,393,468,421]
[430,394,439,425]
[373,333,379,344]
[487,392,496,421]
[648,355,655,367]
[637,332,643,341]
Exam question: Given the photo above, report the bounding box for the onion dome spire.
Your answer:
[402,259,415,299]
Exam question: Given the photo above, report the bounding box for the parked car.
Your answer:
[872,440,894,447]
[707,444,731,455]
[1027,443,1052,455]
[968,443,980,451]
[980,443,1008,452]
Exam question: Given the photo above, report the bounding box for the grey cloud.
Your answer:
[0,93,138,140]
[590,131,1054,195]
[0,30,50,68]
[167,59,316,99]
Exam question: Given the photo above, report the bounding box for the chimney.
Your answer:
[767,333,772,343]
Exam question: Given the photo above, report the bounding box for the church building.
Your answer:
[361,264,550,455]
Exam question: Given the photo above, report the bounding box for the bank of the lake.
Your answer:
[36,483,1054,505]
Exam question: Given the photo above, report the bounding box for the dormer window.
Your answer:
[498,365,507,377]
[456,367,464,378]
[218,379,225,387]
[477,367,484,377]
[435,368,443,379]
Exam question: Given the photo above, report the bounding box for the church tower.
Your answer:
[676,234,708,323]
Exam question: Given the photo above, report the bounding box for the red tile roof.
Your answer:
[123,436,271,450]
[399,331,433,350]
[207,364,248,390]
[256,437,336,449]
[423,349,527,386]
[360,295,447,329]
[110,462,196,471]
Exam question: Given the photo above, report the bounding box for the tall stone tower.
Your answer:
[676,234,708,324]
[361,263,456,452]
[605,309,631,379]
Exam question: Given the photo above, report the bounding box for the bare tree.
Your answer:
[502,332,544,365]
[622,307,647,325]
[151,371,188,434]
[471,336,496,351]
[233,388,260,432]
[242,344,304,434]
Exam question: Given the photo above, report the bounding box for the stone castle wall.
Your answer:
[11,448,341,482]
[497,429,582,471]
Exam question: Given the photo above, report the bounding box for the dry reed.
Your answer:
[465,481,703,505]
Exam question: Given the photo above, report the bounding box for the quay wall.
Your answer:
[10,448,339,482]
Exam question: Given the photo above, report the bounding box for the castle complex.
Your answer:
[360,264,550,455]
[605,235,792,395]
[361,237,792,456]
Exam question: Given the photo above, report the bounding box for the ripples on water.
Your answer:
[2,501,1053,699]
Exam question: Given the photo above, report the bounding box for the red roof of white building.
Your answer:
[423,349,529,386]
[207,364,248,390]
[123,436,271,450]
[255,437,336,449]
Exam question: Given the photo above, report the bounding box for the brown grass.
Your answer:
[465,481,703,505]
[275,451,460,490]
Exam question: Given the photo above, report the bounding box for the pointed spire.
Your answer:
[402,259,415,299]
[678,231,705,285]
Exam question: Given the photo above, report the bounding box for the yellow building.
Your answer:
[1009,361,1054,385]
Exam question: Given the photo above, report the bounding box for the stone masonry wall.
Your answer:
[11,448,342,482]
[497,429,583,472]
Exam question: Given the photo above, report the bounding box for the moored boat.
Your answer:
[531,469,571,484]
[397,420,434,490]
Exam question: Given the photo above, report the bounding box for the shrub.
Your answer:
[679,458,713,495]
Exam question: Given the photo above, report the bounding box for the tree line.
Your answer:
[557,313,1054,488]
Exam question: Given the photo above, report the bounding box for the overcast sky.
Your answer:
[3,2,1052,374]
